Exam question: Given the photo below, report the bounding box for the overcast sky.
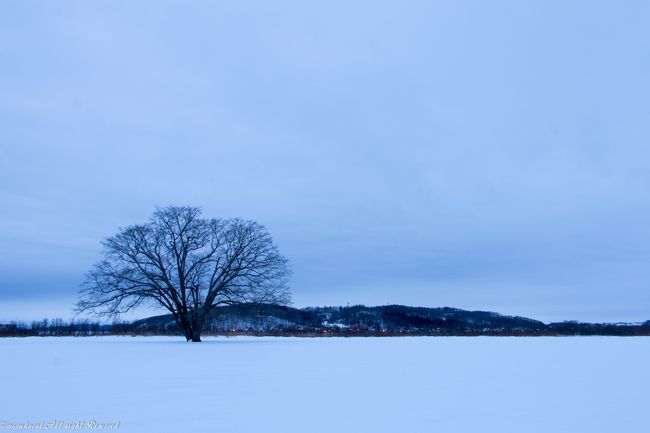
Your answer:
[2,0,650,322]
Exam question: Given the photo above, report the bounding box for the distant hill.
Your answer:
[3,304,649,337]
[130,303,650,336]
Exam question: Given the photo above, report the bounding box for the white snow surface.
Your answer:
[1,336,648,432]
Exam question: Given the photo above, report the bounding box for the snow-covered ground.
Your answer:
[1,336,648,432]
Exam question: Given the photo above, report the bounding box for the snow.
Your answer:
[1,336,648,432]
[322,321,349,328]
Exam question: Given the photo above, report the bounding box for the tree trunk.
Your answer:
[176,314,203,342]
[188,308,207,342]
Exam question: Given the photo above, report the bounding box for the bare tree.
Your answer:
[77,206,291,341]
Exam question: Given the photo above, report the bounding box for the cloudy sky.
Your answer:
[2,0,650,322]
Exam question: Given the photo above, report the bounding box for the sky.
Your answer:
[1,0,650,323]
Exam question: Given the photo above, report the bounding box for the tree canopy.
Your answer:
[77,206,291,341]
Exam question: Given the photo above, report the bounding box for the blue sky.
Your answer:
[2,1,650,322]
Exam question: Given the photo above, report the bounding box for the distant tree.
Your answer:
[76,206,291,341]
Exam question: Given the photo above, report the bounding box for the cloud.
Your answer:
[1,0,650,322]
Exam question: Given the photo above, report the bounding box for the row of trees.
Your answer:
[0,319,130,336]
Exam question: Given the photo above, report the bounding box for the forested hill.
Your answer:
[3,304,649,336]
[130,304,650,336]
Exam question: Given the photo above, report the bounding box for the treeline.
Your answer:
[0,319,131,337]
[2,304,650,337]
